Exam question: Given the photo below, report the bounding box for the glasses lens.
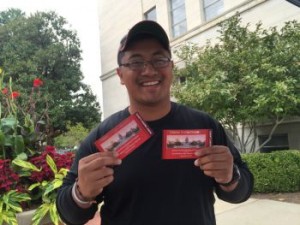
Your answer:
[130,61,145,70]
[153,58,169,68]
[126,58,170,71]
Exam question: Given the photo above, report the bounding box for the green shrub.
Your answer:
[54,122,89,149]
[242,150,300,193]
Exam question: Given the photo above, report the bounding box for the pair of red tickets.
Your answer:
[94,113,212,160]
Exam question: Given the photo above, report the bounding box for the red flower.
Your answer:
[11,91,20,99]
[2,88,8,95]
[33,78,43,87]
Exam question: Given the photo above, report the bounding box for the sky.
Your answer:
[0,0,103,106]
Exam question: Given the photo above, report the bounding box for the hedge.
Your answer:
[242,150,300,193]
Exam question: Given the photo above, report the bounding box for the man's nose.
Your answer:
[141,61,157,75]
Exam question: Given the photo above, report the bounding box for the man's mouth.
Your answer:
[141,80,161,86]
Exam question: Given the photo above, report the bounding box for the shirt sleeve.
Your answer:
[212,120,254,203]
[56,128,103,225]
[56,110,129,224]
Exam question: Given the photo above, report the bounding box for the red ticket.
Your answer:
[94,113,153,159]
[162,129,212,159]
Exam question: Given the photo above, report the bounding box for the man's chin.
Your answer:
[138,97,170,106]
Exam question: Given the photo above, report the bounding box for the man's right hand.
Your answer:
[76,151,122,201]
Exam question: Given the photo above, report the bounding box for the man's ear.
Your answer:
[116,68,125,85]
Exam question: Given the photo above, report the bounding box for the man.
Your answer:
[56,20,253,225]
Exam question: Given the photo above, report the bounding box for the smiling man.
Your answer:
[117,26,174,121]
[56,20,254,225]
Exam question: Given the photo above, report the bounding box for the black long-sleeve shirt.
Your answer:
[57,102,254,225]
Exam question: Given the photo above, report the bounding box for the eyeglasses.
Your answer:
[120,57,171,71]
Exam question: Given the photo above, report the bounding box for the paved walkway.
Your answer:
[215,198,300,225]
[85,197,300,225]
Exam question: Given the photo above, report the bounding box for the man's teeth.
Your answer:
[142,81,159,86]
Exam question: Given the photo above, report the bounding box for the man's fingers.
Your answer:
[77,158,119,199]
[89,156,121,169]
[195,145,228,157]
[79,153,121,171]
[99,150,119,157]
[194,145,234,183]
[195,161,228,170]
[194,145,232,167]
[196,153,226,166]
[96,175,114,187]
[80,151,118,163]
[88,166,115,181]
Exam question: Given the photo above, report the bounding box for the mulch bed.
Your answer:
[252,192,300,204]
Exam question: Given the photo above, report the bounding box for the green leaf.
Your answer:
[15,152,28,160]
[1,211,18,225]
[24,114,34,133]
[13,135,25,155]
[46,154,57,174]
[32,203,50,225]
[1,190,30,216]
[5,201,22,213]
[9,191,31,202]
[49,202,60,225]
[3,135,13,147]
[55,173,64,180]
[1,117,17,129]
[0,201,3,212]
[0,131,5,146]
[28,182,41,191]
[12,158,41,172]
[44,180,62,197]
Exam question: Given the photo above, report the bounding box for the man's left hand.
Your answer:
[194,145,233,184]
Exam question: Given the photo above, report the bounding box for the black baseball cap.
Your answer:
[117,20,171,65]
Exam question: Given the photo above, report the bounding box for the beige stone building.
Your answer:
[98,0,300,151]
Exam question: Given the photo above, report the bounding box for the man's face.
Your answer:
[117,38,173,107]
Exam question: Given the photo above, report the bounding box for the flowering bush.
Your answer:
[0,68,74,225]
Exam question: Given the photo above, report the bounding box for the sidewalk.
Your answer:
[85,198,300,225]
[215,198,300,225]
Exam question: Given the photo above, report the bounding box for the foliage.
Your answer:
[54,122,89,149]
[242,150,300,193]
[0,190,31,225]
[0,8,101,140]
[0,68,74,225]
[12,146,73,225]
[0,69,46,160]
[0,147,73,225]
[173,15,300,152]
[0,158,31,225]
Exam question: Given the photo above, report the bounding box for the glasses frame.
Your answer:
[120,57,172,71]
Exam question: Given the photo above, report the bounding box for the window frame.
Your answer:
[203,0,224,21]
[258,133,289,153]
[169,0,187,38]
[144,6,157,21]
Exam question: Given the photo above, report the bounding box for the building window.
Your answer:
[203,0,224,21]
[170,0,187,38]
[258,134,289,153]
[145,7,157,21]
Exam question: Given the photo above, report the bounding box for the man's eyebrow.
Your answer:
[152,50,168,56]
[127,54,143,60]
